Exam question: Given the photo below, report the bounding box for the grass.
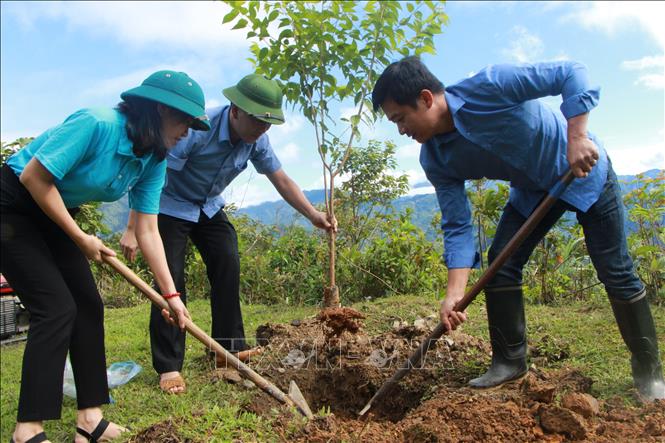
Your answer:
[2,294,664,442]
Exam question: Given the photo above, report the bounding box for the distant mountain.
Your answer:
[234,169,662,236]
[100,169,662,236]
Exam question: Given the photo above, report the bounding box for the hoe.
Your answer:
[103,254,314,419]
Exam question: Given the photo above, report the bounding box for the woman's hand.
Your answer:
[76,233,116,262]
[120,229,139,262]
[161,296,191,330]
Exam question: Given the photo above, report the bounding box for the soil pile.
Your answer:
[251,310,665,442]
[134,309,665,442]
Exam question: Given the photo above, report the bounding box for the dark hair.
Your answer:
[372,56,444,112]
[116,97,167,161]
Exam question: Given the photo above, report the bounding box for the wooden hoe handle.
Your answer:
[102,254,313,419]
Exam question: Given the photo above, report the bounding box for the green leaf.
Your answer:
[231,18,248,30]
[268,9,280,22]
[222,8,240,24]
[279,28,294,40]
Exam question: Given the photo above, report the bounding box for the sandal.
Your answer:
[75,418,126,442]
[159,374,187,394]
[10,432,48,443]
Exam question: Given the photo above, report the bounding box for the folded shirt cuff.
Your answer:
[560,90,599,119]
[445,250,480,269]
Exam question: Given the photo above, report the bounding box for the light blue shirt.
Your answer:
[159,105,282,222]
[7,108,166,214]
[420,61,609,269]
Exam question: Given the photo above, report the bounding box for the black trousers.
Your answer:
[150,210,247,374]
[0,165,109,421]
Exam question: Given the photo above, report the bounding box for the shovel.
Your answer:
[102,254,314,419]
[359,170,575,417]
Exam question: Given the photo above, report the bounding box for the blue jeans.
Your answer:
[487,163,644,301]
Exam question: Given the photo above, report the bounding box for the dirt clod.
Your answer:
[561,392,600,418]
[316,307,365,338]
[521,373,556,403]
[130,419,182,443]
[539,405,589,440]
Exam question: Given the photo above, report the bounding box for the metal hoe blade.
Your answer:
[289,380,314,418]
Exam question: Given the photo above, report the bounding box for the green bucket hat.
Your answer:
[222,74,285,125]
[121,70,211,131]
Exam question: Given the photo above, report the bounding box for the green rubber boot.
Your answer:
[469,286,528,389]
[610,290,665,401]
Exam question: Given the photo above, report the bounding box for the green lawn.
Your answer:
[2,295,664,442]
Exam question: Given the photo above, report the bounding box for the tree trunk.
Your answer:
[323,177,340,308]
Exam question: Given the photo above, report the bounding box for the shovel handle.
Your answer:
[102,254,314,419]
[359,170,575,416]
[454,169,575,312]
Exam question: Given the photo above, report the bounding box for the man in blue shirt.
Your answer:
[122,74,335,394]
[371,56,664,401]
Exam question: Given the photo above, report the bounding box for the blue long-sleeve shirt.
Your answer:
[420,62,608,269]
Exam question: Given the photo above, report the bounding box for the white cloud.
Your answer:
[272,113,306,137]
[621,56,665,90]
[4,1,247,54]
[396,142,421,160]
[78,65,176,101]
[606,140,665,175]
[634,73,665,90]
[550,52,570,62]
[622,55,665,70]
[564,2,665,48]
[76,56,236,104]
[222,171,282,208]
[500,26,544,63]
[407,185,435,197]
[405,168,427,183]
[275,142,300,163]
[340,106,360,120]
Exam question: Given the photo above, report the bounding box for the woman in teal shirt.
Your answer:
[1,70,210,443]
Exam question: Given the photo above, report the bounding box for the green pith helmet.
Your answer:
[222,74,285,125]
[121,70,211,131]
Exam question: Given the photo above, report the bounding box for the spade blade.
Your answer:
[289,380,314,419]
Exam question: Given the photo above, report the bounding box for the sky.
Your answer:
[1,1,663,208]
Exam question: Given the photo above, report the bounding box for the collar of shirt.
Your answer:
[217,105,233,145]
[115,126,153,175]
[445,90,465,116]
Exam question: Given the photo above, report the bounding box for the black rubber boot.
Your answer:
[469,286,528,389]
[610,290,665,401]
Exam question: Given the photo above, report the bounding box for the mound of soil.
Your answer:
[248,312,665,442]
[133,310,665,442]
[130,419,182,443]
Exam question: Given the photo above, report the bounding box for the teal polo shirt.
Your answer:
[7,108,166,214]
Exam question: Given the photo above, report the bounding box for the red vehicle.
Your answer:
[1,274,29,340]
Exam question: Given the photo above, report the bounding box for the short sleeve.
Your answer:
[128,160,167,214]
[250,135,282,175]
[33,110,98,179]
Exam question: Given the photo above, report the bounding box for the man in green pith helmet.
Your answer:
[121,74,337,394]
